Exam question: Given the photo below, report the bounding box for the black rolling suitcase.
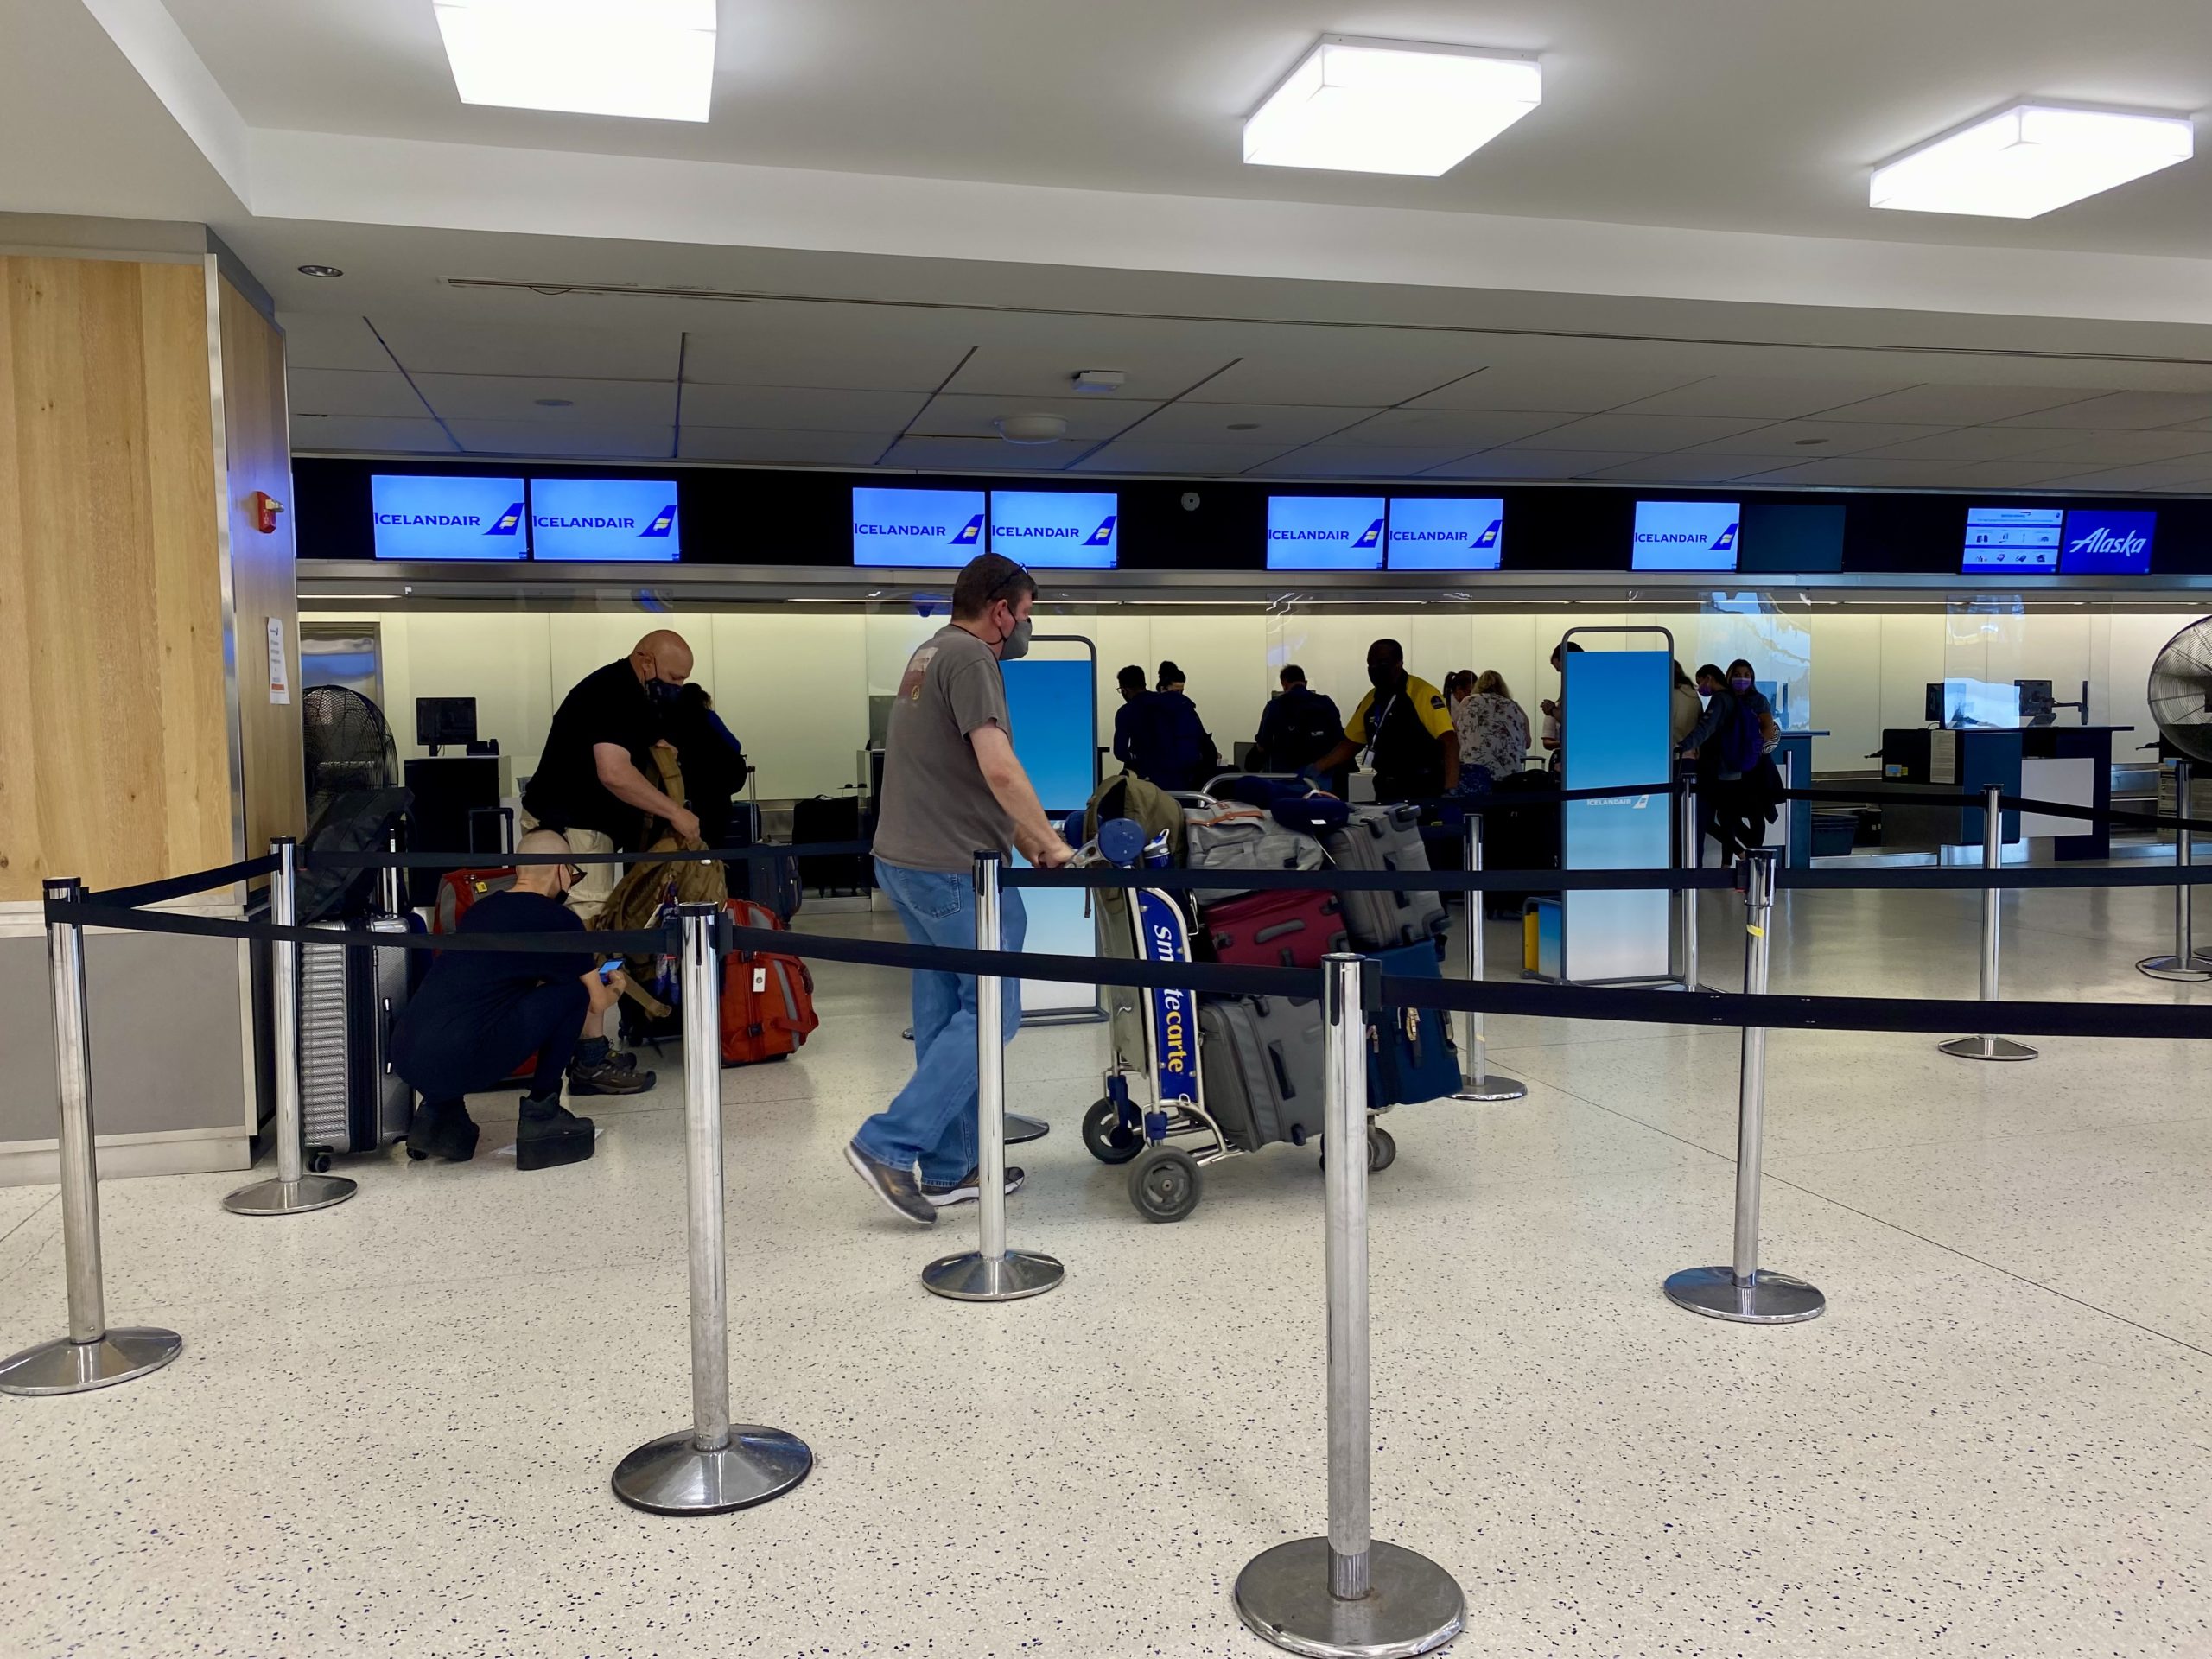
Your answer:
[725,798,804,920]
[795,792,869,895]
[297,910,422,1159]
[1197,994,1327,1153]
[1481,770,1561,919]
[1319,804,1446,950]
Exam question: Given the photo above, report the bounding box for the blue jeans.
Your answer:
[855,859,1026,1186]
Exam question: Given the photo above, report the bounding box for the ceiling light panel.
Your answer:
[1870,104,2194,218]
[435,0,717,123]
[1244,36,1541,176]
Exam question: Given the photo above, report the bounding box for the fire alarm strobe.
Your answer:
[248,491,285,533]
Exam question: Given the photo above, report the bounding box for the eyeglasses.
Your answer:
[567,865,586,884]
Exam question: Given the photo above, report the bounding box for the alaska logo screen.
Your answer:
[531,479,681,562]
[1266,495,1389,570]
[853,486,990,567]
[1386,496,1505,570]
[371,474,529,560]
[988,490,1120,568]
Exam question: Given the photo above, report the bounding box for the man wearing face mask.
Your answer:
[390,830,633,1171]
[847,553,1077,1225]
[1307,639,1459,804]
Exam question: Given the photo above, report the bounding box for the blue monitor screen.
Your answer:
[371,474,527,560]
[1631,499,1739,570]
[1386,497,1503,569]
[529,478,680,562]
[988,490,1119,568]
[853,487,988,566]
[1961,505,2062,574]
[1267,495,1386,569]
[2060,507,2155,575]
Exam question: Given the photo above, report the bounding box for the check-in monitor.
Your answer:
[1961,505,2061,574]
[852,487,988,566]
[1630,500,1739,571]
[1384,497,1503,569]
[988,491,1119,568]
[530,478,680,561]
[1266,495,1386,569]
[2058,508,2155,575]
[371,474,527,560]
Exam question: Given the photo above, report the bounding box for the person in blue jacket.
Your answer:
[1112,663,1217,791]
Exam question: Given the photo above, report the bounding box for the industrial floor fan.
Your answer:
[2139,619,2212,980]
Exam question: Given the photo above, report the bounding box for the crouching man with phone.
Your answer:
[391,829,635,1172]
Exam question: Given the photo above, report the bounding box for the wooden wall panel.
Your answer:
[0,257,231,900]
[216,277,304,859]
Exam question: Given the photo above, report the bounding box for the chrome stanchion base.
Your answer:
[611,1425,812,1516]
[920,1248,1065,1302]
[0,1327,183,1395]
[1663,1265,1825,1325]
[1450,1072,1527,1103]
[1004,1111,1050,1144]
[1234,1538,1465,1659]
[220,1173,359,1216]
[1936,1035,2038,1062]
[2137,953,2212,982]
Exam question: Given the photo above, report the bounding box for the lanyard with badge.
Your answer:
[1359,692,1400,771]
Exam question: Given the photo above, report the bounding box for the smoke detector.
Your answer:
[995,414,1069,444]
[1071,369,1126,394]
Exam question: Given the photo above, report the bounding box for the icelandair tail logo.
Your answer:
[639,504,677,538]
[951,512,983,546]
[1084,515,1116,547]
[487,501,523,536]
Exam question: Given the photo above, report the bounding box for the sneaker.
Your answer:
[516,1097,596,1171]
[921,1166,1026,1206]
[405,1097,480,1163]
[567,1055,655,1096]
[844,1141,938,1225]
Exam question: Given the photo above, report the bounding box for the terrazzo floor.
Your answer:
[3,883,2210,1657]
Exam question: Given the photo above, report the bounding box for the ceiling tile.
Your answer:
[289,414,454,454]
[1183,329,1494,407]
[1815,385,2106,424]
[1496,413,1770,453]
[1850,427,2075,461]
[286,368,426,420]
[682,305,975,391]
[678,384,927,432]
[413,374,677,424]
[1678,419,1953,457]
[1611,375,1918,419]
[1068,440,1297,474]
[1578,454,1779,483]
[1119,402,1381,445]
[943,343,1239,401]
[880,435,1086,470]
[371,318,682,380]
[1996,391,2212,430]
[1953,460,2109,488]
[1404,363,1706,414]
[278,313,392,372]
[908,391,1160,442]
[1333,408,1570,448]
[442,420,674,460]
[1421,450,1644,480]
[2002,429,2212,466]
[2024,458,2212,491]
[1726,456,2010,487]
[1248,445,1477,478]
[677,426,891,466]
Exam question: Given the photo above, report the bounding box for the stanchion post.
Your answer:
[613,903,811,1514]
[1234,952,1465,1656]
[1679,778,1701,991]
[2139,758,2211,982]
[1664,850,1825,1324]
[1940,785,2037,1061]
[1451,813,1525,1103]
[0,879,185,1395]
[225,836,359,1214]
[922,852,1065,1301]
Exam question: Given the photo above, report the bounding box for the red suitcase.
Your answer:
[1201,889,1347,969]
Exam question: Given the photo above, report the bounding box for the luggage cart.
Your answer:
[1072,817,1397,1223]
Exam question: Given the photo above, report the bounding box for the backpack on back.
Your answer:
[1717,695,1765,774]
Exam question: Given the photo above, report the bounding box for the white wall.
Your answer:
[303,604,2211,799]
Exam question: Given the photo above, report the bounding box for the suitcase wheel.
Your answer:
[1318,1124,1395,1174]
[1082,1097,1143,1165]
[1128,1145,1202,1223]
[308,1149,334,1174]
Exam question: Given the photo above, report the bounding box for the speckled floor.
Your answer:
[3,884,2209,1657]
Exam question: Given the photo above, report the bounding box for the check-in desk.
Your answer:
[1879,726,2133,858]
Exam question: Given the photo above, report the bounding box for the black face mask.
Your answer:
[1367,663,1403,692]
[646,677,683,707]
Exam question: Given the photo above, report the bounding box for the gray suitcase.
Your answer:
[1198,994,1326,1153]
[298,912,416,1157]
[1319,804,1446,950]
[1185,803,1326,908]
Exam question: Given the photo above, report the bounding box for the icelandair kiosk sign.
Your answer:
[531,478,680,562]
[852,487,1117,568]
[371,474,526,560]
[1631,500,1739,572]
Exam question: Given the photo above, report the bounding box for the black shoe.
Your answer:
[567,1055,655,1096]
[405,1098,479,1163]
[921,1166,1026,1206]
[844,1141,938,1224]
[516,1097,596,1170]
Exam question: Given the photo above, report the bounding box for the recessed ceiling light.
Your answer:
[534,397,575,408]
[1228,423,1262,431]
[1870,103,2194,218]
[1244,35,1541,176]
[1794,437,1827,446]
[297,264,343,278]
[433,0,716,123]
[995,414,1068,445]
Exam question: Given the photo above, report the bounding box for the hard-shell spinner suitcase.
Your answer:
[297,911,422,1157]
[1196,993,1327,1154]
[1319,803,1447,950]
[1201,888,1348,969]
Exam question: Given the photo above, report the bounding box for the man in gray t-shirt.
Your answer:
[846,554,1074,1224]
